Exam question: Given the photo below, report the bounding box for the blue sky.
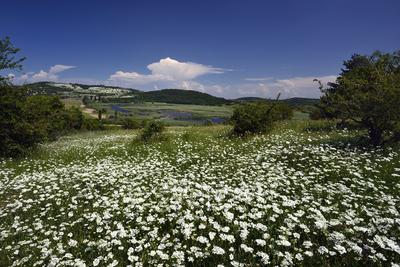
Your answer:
[2,0,399,98]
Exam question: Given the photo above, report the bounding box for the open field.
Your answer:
[72,100,310,126]
[0,122,399,266]
[61,98,100,119]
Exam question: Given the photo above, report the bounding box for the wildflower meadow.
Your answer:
[0,123,399,266]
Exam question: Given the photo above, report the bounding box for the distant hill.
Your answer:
[141,89,231,105]
[21,82,140,96]
[19,82,319,107]
[235,97,266,102]
[281,97,319,106]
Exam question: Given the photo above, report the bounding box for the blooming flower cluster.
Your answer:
[0,128,399,266]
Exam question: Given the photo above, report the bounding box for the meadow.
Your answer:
[83,101,309,126]
[89,101,234,125]
[0,121,399,266]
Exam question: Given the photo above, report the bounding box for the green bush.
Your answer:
[0,85,87,157]
[273,103,294,121]
[0,86,41,157]
[230,102,291,136]
[140,120,165,141]
[66,107,84,130]
[0,38,89,157]
[82,117,104,131]
[23,95,70,140]
[121,117,141,129]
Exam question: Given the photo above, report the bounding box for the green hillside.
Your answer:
[281,97,319,106]
[21,82,140,96]
[235,97,266,102]
[140,89,231,105]
[20,82,319,109]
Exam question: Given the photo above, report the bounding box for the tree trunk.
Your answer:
[369,126,383,146]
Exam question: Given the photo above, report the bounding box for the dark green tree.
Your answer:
[0,86,41,156]
[316,51,400,145]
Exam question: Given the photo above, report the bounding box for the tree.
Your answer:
[0,37,26,84]
[316,51,400,145]
[0,85,41,157]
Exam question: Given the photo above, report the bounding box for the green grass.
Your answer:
[91,102,234,125]
[61,98,82,108]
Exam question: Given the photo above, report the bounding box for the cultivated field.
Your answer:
[0,122,399,266]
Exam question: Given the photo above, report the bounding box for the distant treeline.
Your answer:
[133,89,231,106]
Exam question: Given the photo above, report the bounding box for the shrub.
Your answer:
[23,95,69,140]
[66,107,84,130]
[0,86,41,157]
[82,117,104,131]
[0,86,87,157]
[273,103,294,121]
[121,117,141,129]
[140,120,165,141]
[230,101,290,136]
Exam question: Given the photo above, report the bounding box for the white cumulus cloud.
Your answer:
[147,57,224,80]
[108,57,225,87]
[49,64,76,74]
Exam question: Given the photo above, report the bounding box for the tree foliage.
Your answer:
[230,100,293,136]
[0,85,86,157]
[316,51,400,146]
[121,117,141,130]
[140,121,165,141]
[0,37,26,85]
[0,86,40,156]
